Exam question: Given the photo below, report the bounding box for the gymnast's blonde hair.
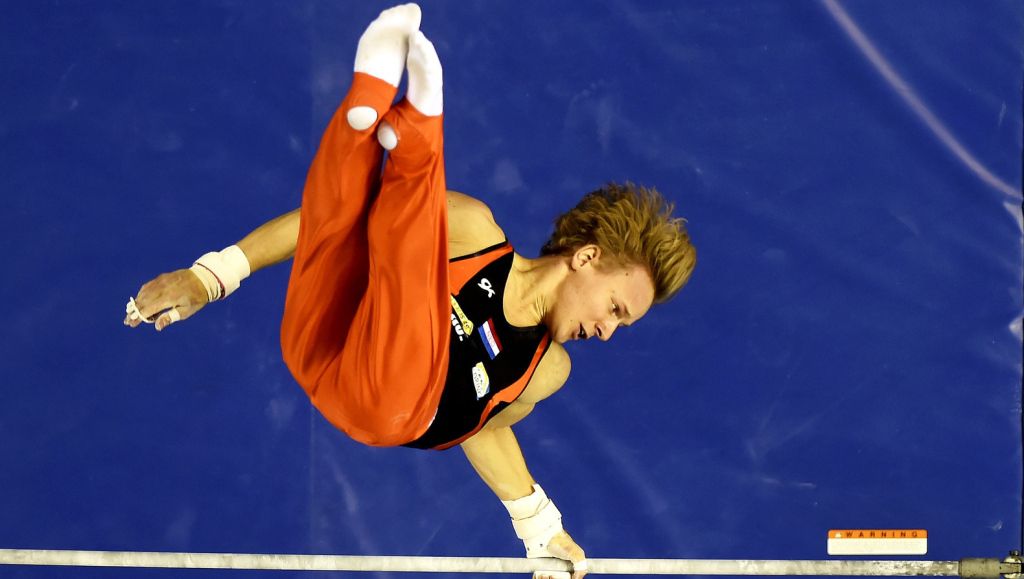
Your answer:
[541,182,696,303]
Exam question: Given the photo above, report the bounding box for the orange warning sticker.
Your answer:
[827,530,927,555]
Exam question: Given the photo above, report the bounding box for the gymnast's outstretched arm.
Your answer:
[125,191,494,331]
[460,346,587,579]
[462,424,588,579]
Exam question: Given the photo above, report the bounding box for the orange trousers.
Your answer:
[281,73,450,447]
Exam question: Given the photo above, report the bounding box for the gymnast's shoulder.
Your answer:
[483,342,569,429]
[446,190,506,252]
[517,340,570,405]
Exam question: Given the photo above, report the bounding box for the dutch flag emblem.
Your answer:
[478,319,503,360]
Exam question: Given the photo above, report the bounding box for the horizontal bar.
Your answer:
[0,549,966,576]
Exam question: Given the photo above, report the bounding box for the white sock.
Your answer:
[405,31,443,116]
[353,4,421,88]
[377,123,399,150]
[347,107,378,131]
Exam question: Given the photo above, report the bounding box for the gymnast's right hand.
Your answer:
[124,269,209,331]
[535,530,587,579]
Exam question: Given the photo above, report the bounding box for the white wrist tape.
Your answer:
[502,484,564,558]
[190,245,251,302]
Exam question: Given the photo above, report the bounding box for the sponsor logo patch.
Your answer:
[471,362,490,399]
[450,295,474,336]
[450,312,465,341]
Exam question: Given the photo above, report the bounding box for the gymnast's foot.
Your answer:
[377,31,443,150]
[347,3,422,131]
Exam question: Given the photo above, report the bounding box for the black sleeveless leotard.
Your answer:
[404,242,551,450]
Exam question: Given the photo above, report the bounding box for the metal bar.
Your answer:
[0,549,966,576]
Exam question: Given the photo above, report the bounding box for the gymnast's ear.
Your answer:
[570,244,602,270]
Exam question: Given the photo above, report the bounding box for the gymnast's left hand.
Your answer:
[124,269,209,331]
[534,530,587,579]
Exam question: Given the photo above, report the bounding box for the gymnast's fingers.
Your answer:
[571,558,589,579]
[544,532,587,579]
[124,297,147,327]
[154,307,183,331]
[533,571,570,579]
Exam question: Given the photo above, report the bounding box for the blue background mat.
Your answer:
[2,1,1021,577]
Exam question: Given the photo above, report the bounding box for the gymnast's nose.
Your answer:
[595,321,616,342]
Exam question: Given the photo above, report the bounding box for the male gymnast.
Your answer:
[126,5,696,578]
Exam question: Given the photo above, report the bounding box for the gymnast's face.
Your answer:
[549,245,655,344]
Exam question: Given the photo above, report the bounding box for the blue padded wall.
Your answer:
[2,2,1021,578]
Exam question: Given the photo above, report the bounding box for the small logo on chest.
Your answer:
[478,318,503,360]
[477,278,494,298]
[471,362,490,399]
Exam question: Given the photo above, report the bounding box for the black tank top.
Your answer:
[404,242,550,450]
